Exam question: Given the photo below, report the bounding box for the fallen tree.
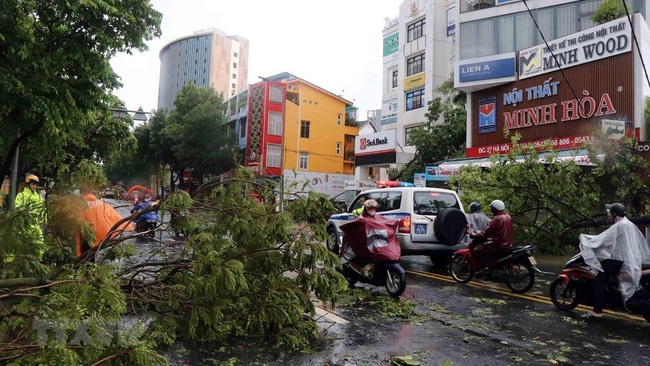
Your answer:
[0,167,347,365]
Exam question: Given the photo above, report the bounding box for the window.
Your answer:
[413,192,460,215]
[392,70,398,88]
[366,191,403,213]
[233,62,238,69]
[404,126,419,146]
[337,113,342,126]
[407,18,425,42]
[457,0,612,60]
[266,144,282,168]
[268,112,283,136]
[239,122,246,138]
[234,52,238,57]
[232,74,237,79]
[231,83,236,88]
[269,85,284,103]
[406,89,425,111]
[336,142,341,155]
[407,53,425,76]
[300,120,310,138]
[299,153,309,170]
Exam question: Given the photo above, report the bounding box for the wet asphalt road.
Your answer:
[161,255,650,366]
[108,201,650,366]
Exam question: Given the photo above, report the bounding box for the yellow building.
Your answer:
[224,72,359,200]
[276,75,357,175]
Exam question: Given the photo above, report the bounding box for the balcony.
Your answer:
[460,0,495,14]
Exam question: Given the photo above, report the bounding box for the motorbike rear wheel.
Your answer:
[385,268,406,297]
[549,277,579,310]
[505,263,535,293]
[449,254,473,283]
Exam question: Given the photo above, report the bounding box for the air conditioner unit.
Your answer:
[287,85,294,90]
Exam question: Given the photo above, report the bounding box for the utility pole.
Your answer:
[7,138,19,210]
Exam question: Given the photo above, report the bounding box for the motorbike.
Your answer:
[449,238,538,293]
[131,201,158,239]
[135,218,157,238]
[338,216,406,298]
[549,253,650,322]
[169,209,190,237]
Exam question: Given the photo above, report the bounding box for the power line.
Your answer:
[622,0,650,88]
[521,0,594,126]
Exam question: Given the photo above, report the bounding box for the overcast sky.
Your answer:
[109,0,402,119]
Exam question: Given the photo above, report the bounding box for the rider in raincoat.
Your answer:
[579,203,650,318]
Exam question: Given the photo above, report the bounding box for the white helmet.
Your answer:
[489,200,505,211]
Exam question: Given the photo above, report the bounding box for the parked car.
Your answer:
[326,181,469,267]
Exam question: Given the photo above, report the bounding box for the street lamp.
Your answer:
[110,106,152,122]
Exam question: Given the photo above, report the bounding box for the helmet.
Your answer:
[143,194,151,202]
[469,202,481,213]
[606,203,626,217]
[489,200,505,211]
[364,199,379,209]
[25,174,39,184]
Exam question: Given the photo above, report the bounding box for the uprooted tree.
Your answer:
[1,167,347,365]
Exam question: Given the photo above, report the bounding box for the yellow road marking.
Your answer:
[405,268,646,323]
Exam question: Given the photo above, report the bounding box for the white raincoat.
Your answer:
[579,217,650,303]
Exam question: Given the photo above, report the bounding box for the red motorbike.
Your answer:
[549,253,650,322]
[449,238,538,293]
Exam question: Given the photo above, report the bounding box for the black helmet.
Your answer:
[606,203,626,217]
[469,202,481,213]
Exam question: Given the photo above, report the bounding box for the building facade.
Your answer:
[450,0,649,174]
[158,28,249,111]
[361,0,456,182]
[224,73,359,201]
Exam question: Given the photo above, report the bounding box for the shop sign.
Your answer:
[601,119,626,140]
[467,134,597,158]
[519,18,631,79]
[355,130,397,155]
[501,79,617,131]
[381,96,398,125]
[404,72,425,91]
[458,56,515,82]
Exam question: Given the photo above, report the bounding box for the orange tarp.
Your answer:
[76,194,134,257]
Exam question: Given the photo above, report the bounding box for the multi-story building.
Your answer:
[224,72,359,201]
[361,0,456,182]
[445,0,649,174]
[158,28,249,111]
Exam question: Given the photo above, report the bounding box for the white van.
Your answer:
[326,184,469,267]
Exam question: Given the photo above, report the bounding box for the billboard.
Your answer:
[519,17,631,79]
[468,51,634,158]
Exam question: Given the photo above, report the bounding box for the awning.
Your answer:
[437,149,603,176]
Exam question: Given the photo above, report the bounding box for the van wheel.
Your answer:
[326,227,339,253]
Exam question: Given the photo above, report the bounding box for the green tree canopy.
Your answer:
[0,0,161,183]
[135,84,237,188]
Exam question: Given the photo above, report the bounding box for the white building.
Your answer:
[452,0,649,164]
[355,0,457,183]
[158,28,249,111]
